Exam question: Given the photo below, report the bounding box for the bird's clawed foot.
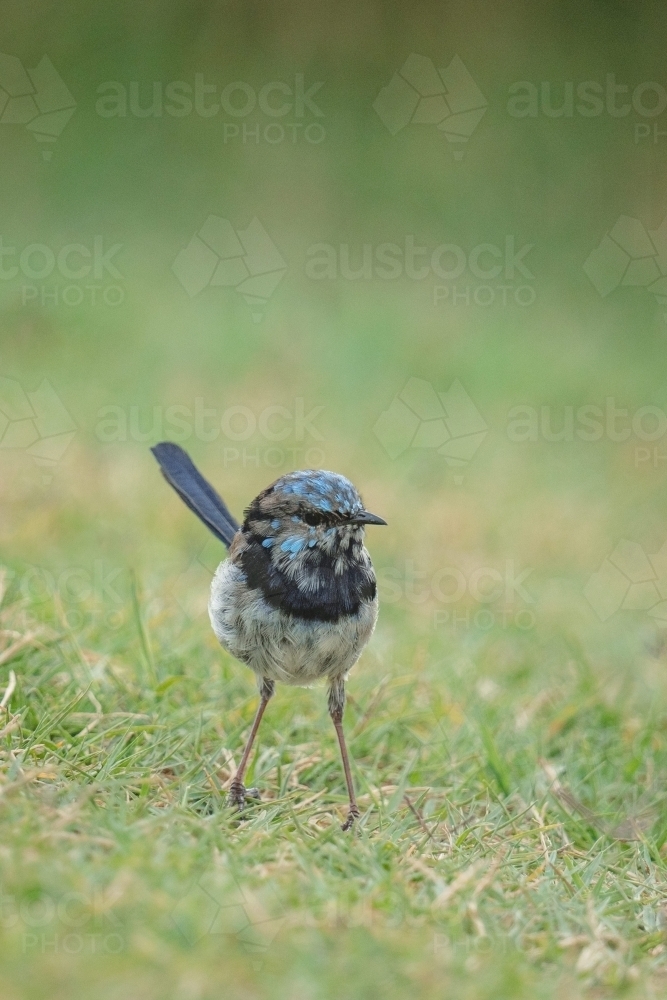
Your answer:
[227,780,261,812]
[341,805,360,832]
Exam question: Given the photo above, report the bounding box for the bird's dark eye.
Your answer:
[303,510,322,526]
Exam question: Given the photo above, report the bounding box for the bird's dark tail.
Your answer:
[151,442,239,548]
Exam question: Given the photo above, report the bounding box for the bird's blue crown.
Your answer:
[274,470,363,517]
[242,469,366,530]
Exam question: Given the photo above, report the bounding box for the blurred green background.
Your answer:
[2,2,667,998]
[3,0,667,671]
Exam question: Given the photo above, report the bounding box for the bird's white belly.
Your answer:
[208,559,378,685]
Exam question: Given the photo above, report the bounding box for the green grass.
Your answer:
[2,535,667,999]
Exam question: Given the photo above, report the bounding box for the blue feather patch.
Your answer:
[280,536,305,555]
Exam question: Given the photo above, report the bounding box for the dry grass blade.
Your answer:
[0,712,22,739]
[431,860,486,909]
[76,690,103,738]
[540,759,653,842]
[351,675,390,734]
[0,669,16,710]
[0,767,57,800]
[404,793,437,843]
[0,634,42,667]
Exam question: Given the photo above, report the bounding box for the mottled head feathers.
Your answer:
[244,470,364,526]
[234,469,383,620]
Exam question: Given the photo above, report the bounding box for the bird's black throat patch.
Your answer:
[238,533,376,621]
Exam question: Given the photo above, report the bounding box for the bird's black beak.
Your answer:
[350,510,387,526]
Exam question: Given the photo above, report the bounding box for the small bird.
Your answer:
[151,442,386,830]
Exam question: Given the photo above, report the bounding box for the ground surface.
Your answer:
[3,449,667,1000]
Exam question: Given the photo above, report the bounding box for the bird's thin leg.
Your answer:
[228,678,274,810]
[328,679,360,831]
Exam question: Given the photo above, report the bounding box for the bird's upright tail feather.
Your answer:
[151,442,239,547]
